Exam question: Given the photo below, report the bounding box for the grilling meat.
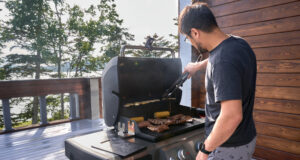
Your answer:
[173,115,193,124]
[148,118,174,125]
[138,121,151,128]
[147,124,169,133]
[138,114,194,133]
[170,114,184,120]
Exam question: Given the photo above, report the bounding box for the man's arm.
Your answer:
[204,99,243,151]
[184,58,208,78]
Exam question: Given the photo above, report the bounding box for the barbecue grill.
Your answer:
[65,44,206,160]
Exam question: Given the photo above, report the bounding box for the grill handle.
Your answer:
[120,45,175,58]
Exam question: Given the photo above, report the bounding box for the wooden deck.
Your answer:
[0,119,104,160]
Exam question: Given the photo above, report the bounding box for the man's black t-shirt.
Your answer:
[205,35,257,147]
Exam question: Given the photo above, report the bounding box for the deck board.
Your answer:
[0,119,105,160]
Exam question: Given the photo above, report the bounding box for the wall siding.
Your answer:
[191,0,300,159]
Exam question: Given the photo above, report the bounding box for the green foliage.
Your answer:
[130,33,178,58]
[0,59,7,80]
[11,98,34,125]
[12,121,32,128]
[45,0,68,78]
[0,19,3,50]
[1,0,135,78]
[46,95,69,120]
[0,98,33,128]
[14,97,36,124]
[1,0,52,79]
[2,54,49,79]
[97,0,134,66]
[0,17,7,80]
[66,0,134,75]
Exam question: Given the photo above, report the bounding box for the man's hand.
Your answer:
[183,59,208,79]
[204,100,243,152]
[184,62,199,78]
[196,151,208,160]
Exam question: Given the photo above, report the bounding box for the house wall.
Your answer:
[188,0,300,159]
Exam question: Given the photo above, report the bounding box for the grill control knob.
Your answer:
[177,149,186,160]
[195,141,201,152]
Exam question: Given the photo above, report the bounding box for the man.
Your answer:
[179,2,257,160]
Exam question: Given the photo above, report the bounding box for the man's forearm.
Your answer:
[196,58,208,70]
[184,58,209,78]
[204,100,243,151]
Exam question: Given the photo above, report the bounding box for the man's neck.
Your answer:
[206,29,229,52]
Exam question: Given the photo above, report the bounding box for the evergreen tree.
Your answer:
[131,33,178,58]
[0,18,6,80]
[46,0,68,118]
[1,0,54,124]
[97,0,134,67]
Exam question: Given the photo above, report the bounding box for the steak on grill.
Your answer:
[148,118,174,125]
[147,124,169,133]
[137,114,194,133]
[173,115,193,124]
[170,114,184,120]
[138,121,151,128]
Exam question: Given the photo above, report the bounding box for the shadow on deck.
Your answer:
[0,119,104,160]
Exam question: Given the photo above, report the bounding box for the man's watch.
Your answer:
[199,143,212,155]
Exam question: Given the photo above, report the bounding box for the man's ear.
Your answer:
[191,28,200,39]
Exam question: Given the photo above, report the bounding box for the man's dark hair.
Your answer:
[179,2,218,36]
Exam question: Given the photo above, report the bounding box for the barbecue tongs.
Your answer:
[162,53,203,98]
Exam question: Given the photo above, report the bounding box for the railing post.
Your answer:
[2,99,13,131]
[90,78,100,119]
[69,93,79,120]
[39,96,48,125]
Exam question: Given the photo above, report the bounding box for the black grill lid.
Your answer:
[118,57,181,102]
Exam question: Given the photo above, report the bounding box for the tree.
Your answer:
[46,0,68,118]
[0,19,6,80]
[1,0,53,124]
[125,17,178,59]
[3,0,52,79]
[66,0,134,76]
[130,33,178,58]
[66,4,98,77]
[97,0,134,67]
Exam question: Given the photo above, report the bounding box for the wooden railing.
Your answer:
[0,78,99,133]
